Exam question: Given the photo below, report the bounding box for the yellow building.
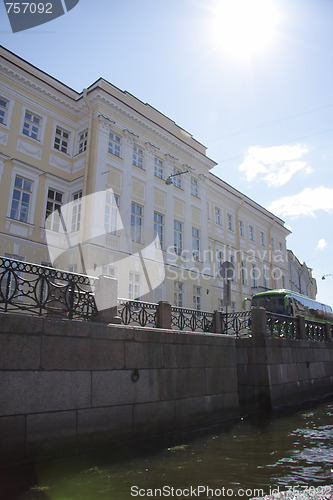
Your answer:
[0,46,292,312]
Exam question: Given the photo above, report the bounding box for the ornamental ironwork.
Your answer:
[221,311,251,336]
[266,312,297,339]
[171,306,214,332]
[118,299,158,327]
[0,256,96,320]
[305,319,327,341]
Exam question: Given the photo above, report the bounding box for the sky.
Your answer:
[1,0,333,306]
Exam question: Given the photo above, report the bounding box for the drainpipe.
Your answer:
[77,89,93,274]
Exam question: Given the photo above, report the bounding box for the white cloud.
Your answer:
[239,144,312,187]
[268,187,333,218]
[316,238,328,251]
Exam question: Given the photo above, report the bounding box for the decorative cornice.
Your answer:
[98,114,115,132]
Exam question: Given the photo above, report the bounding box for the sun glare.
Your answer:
[212,0,280,59]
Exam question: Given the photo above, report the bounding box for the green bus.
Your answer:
[249,289,333,323]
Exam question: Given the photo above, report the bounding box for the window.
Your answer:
[154,212,164,248]
[102,265,116,278]
[129,272,141,300]
[173,168,183,188]
[108,132,121,157]
[105,192,119,234]
[227,213,234,231]
[0,97,9,125]
[131,202,143,243]
[10,175,32,223]
[45,189,63,232]
[215,207,222,225]
[263,265,269,289]
[260,231,266,247]
[174,281,184,307]
[174,220,183,256]
[251,263,259,288]
[133,145,144,168]
[192,227,200,261]
[54,126,70,154]
[154,157,163,179]
[78,129,88,154]
[22,110,41,140]
[216,250,224,271]
[249,225,255,242]
[193,286,202,310]
[191,177,199,197]
[271,237,276,251]
[241,260,248,285]
[239,220,245,237]
[71,191,82,233]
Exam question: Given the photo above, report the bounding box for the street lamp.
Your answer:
[165,170,189,185]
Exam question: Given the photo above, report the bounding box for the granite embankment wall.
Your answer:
[0,308,332,464]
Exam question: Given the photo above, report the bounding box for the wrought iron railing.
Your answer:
[0,257,97,320]
[118,299,158,327]
[221,311,251,336]
[171,306,214,332]
[266,312,297,339]
[304,319,327,341]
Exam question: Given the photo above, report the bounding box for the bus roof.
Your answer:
[252,289,332,313]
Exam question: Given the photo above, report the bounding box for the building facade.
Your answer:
[288,249,317,300]
[0,46,294,312]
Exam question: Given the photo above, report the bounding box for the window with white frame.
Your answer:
[239,220,245,237]
[282,275,286,289]
[131,202,143,243]
[10,175,32,223]
[77,129,88,154]
[251,263,259,288]
[249,225,255,242]
[22,110,42,140]
[227,213,234,231]
[45,188,63,232]
[172,168,183,188]
[71,191,82,233]
[0,97,9,125]
[129,272,141,300]
[191,177,199,197]
[108,132,121,157]
[154,212,164,248]
[104,192,119,234]
[263,265,269,289]
[271,237,276,251]
[54,126,70,154]
[192,227,200,261]
[193,286,202,310]
[133,145,144,168]
[174,220,183,255]
[260,231,266,246]
[102,265,116,278]
[154,157,163,179]
[241,260,248,285]
[215,207,222,225]
[216,250,224,271]
[230,255,236,281]
[174,281,184,307]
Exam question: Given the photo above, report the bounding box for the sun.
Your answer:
[211,0,280,59]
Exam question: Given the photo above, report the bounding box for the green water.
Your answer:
[3,399,333,500]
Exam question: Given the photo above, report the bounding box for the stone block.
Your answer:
[205,366,238,395]
[77,405,133,435]
[0,371,91,415]
[134,400,176,429]
[0,334,41,369]
[0,415,26,462]
[125,341,163,369]
[163,343,206,369]
[26,411,77,443]
[159,368,206,400]
[0,312,43,335]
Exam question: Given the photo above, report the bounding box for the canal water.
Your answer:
[3,398,333,500]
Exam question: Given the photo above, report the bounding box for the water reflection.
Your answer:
[4,399,333,499]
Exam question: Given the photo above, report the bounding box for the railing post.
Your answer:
[251,306,267,338]
[296,315,306,339]
[94,275,121,324]
[156,301,172,329]
[213,310,222,333]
